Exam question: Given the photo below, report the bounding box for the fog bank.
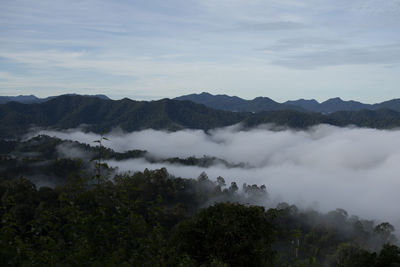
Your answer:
[36,125,400,227]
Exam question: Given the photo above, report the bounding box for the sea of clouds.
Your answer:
[35,124,400,228]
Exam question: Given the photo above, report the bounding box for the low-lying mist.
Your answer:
[35,124,400,229]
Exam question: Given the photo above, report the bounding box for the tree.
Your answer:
[376,244,400,267]
[374,222,397,248]
[173,202,278,266]
[229,182,238,193]
[216,176,226,187]
[92,135,110,184]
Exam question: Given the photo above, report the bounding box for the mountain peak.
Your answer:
[253,96,273,101]
[324,97,343,103]
[199,92,212,96]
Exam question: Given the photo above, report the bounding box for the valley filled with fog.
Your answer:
[4,0,400,263]
[34,124,400,230]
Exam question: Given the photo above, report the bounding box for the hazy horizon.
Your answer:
[1,91,399,104]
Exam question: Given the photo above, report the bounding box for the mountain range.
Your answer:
[175,92,305,112]
[3,92,400,114]
[0,94,109,104]
[175,92,400,113]
[0,95,244,138]
[2,94,400,139]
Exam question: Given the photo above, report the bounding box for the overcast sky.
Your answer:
[1,0,400,103]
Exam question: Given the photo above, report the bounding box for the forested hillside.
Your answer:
[0,95,245,138]
[1,167,399,266]
[3,95,400,139]
[0,135,243,186]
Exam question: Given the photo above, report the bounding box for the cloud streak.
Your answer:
[234,21,306,32]
[37,124,400,229]
[273,43,400,69]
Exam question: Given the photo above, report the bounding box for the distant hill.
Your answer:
[242,108,400,129]
[174,92,305,112]
[0,95,245,138]
[284,99,321,111]
[2,95,400,139]
[285,97,370,113]
[287,97,400,113]
[373,99,400,112]
[176,92,400,113]
[0,95,45,104]
[0,94,109,104]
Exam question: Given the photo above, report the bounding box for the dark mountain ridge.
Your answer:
[0,95,245,138]
[5,92,400,114]
[2,94,400,139]
[175,92,400,113]
[175,92,305,112]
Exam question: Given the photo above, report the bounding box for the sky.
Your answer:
[1,0,400,103]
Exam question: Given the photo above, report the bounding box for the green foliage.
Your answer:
[376,244,400,267]
[331,243,400,267]
[332,243,377,267]
[173,202,278,266]
[0,167,399,266]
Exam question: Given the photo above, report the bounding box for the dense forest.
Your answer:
[3,95,400,139]
[1,167,400,266]
[1,135,400,266]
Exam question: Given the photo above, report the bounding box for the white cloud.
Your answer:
[36,125,400,228]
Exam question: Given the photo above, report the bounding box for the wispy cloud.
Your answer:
[260,37,346,52]
[233,21,306,31]
[272,43,400,69]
